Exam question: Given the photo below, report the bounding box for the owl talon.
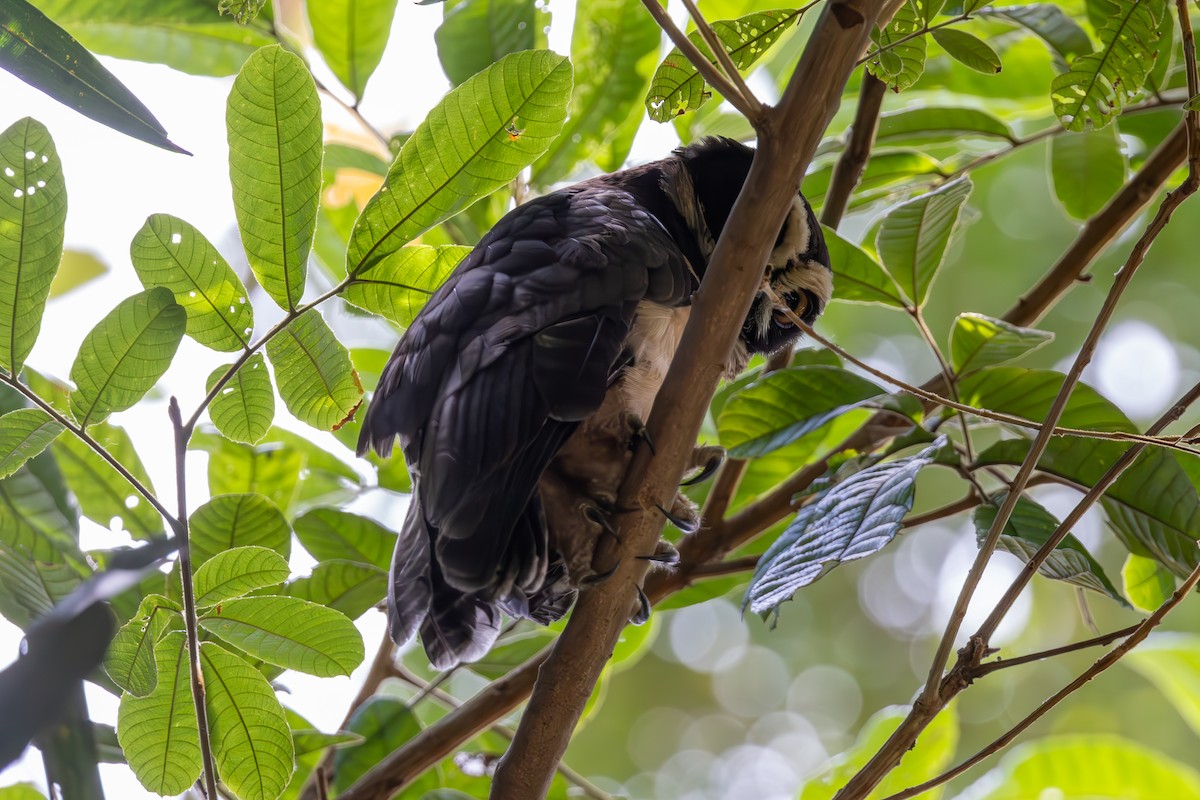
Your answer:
[637,540,679,564]
[656,502,699,534]
[583,504,619,542]
[681,446,726,486]
[628,416,656,455]
[630,587,651,625]
[580,562,618,586]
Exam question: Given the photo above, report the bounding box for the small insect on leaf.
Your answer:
[506,120,524,141]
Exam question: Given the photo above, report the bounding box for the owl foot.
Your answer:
[681,445,726,486]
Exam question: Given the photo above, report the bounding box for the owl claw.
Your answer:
[627,415,656,455]
[583,504,619,542]
[681,446,726,486]
[656,502,699,534]
[630,587,651,625]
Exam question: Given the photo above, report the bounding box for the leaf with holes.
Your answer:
[718,366,886,458]
[228,45,322,310]
[343,245,469,326]
[646,9,801,122]
[117,632,201,795]
[68,287,186,427]
[932,28,1001,73]
[0,118,64,376]
[265,309,362,431]
[130,214,253,351]
[199,641,294,800]
[1123,553,1175,612]
[0,409,62,480]
[207,353,274,445]
[0,7,184,152]
[348,50,571,276]
[200,595,364,677]
[53,422,162,539]
[1050,0,1168,130]
[293,507,397,570]
[746,438,944,615]
[950,313,1053,374]
[875,177,972,307]
[309,0,400,99]
[823,227,909,308]
[866,1,927,92]
[193,546,290,607]
[282,560,386,620]
[975,494,1125,604]
[104,594,182,696]
[188,493,291,566]
[1051,126,1127,219]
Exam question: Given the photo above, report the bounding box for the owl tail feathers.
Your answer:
[387,493,503,669]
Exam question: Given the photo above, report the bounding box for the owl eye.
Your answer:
[772,291,803,327]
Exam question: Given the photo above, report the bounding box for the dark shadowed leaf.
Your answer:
[950,313,1053,374]
[309,0,399,99]
[0,118,64,376]
[1051,125,1127,219]
[746,438,944,615]
[130,214,253,352]
[718,366,885,458]
[875,177,972,307]
[932,28,1001,73]
[227,45,322,311]
[343,245,469,326]
[188,492,290,566]
[199,640,294,800]
[68,287,186,427]
[206,354,274,445]
[116,632,201,795]
[104,594,181,696]
[333,698,421,793]
[0,3,185,152]
[974,494,1125,604]
[348,50,571,276]
[264,309,362,431]
[646,9,800,122]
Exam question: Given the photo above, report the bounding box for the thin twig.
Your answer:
[168,397,218,800]
[884,554,1200,800]
[679,0,765,121]
[974,624,1140,676]
[902,495,980,528]
[821,74,887,228]
[858,12,982,66]
[638,0,765,124]
[688,554,761,579]
[911,309,974,462]
[0,373,176,526]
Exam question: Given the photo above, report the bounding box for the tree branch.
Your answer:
[680,0,765,122]
[821,74,887,229]
[973,623,1140,676]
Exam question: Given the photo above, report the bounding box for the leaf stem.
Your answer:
[973,623,1141,676]
[857,11,981,67]
[911,308,974,462]
[679,0,766,122]
[167,397,218,800]
[0,372,176,527]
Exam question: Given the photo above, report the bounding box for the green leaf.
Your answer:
[0,5,185,152]
[292,729,364,757]
[958,735,1200,799]
[68,287,186,427]
[746,438,944,615]
[799,704,958,800]
[308,0,399,99]
[875,177,972,307]
[48,249,107,299]
[200,595,364,677]
[931,28,1001,73]
[53,422,163,539]
[0,540,82,628]
[227,44,322,310]
[282,560,386,620]
[717,366,885,458]
[130,214,253,351]
[823,227,908,308]
[949,312,1053,374]
[1051,126,1127,219]
[293,507,397,570]
[333,698,421,793]
[206,353,274,445]
[188,493,291,566]
[343,245,470,326]
[1124,634,1200,739]
[0,450,79,555]
[23,0,272,77]
[875,106,1015,146]
[805,150,949,211]
[0,118,64,376]
[199,640,294,800]
[0,408,62,479]
[1050,0,1168,130]
[264,309,363,431]
[534,0,660,182]
[964,369,1200,578]
[0,784,46,799]
[117,632,202,796]
[189,433,305,513]
[193,545,290,606]
[867,1,927,92]
[646,9,801,122]
[980,4,1093,66]
[974,494,1126,604]
[104,594,182,696]
[348,50,571,275]
[434,0,538,86]
[1122,552,1175,612]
